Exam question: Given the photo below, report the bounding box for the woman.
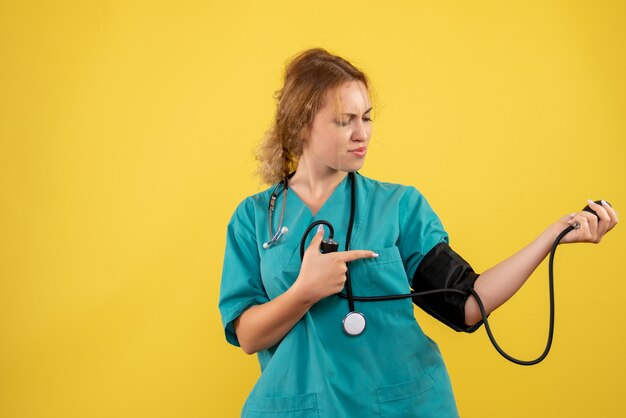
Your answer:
[218,48,618,417]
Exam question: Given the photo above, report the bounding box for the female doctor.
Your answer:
[218,48,618,417]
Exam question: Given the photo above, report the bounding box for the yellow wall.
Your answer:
[1,1,624,417]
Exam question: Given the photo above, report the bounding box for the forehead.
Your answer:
[323,80,371,113]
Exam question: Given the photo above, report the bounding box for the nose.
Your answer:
[351,119,368,142]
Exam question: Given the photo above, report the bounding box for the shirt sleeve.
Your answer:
[396,186,450,282]
[218,198,270,347]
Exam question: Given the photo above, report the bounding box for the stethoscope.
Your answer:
[265,171,606,365]
[263,172,296,249]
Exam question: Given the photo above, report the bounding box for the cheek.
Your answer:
[319,128,346,148]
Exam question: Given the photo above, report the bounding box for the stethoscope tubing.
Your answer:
[470,225,572,366]
[291,171,575,365]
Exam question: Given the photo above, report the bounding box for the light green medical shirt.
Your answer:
[219,172,461,417]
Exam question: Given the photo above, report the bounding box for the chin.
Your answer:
[334,160,365,173]
[349,161,366,172]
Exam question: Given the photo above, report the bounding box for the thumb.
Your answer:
[306,225,326,253]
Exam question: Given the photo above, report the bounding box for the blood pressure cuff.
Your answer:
[411,242,484,333]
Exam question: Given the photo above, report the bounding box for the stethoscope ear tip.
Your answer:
[262,242,270,249]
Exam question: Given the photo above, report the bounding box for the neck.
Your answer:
[289,155,348,198]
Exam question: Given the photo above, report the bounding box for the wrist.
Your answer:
[538,225,559,251]
[289,276,318,308]
[543,219,574,247]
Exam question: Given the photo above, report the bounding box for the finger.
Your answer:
[587,200,610,237]
[338,249,379,262]
[568,214,594,242]
[587,200,610,225]
[578,210,598,229]
[306,225,326,252]
[578,210,598,242]
[601,200,619,231]
[567,214,582,230]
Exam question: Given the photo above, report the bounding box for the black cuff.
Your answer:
[411,242,483,333]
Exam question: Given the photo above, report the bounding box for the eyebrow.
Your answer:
[339,107,373,116]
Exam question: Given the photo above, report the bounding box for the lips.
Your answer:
[349,147,367,157]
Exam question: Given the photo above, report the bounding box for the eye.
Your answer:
[335,119,351,127]
[363,116,373,122]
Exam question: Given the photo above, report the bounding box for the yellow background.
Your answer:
[1,1,624,417]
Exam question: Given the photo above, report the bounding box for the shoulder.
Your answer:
[357,172,427,206]
[227,183,275,232]
[357,173,441,230]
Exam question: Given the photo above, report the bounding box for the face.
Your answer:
[301,80,372,174]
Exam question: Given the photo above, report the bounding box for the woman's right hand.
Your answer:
[291,225,378,305]
[235,225,377,354]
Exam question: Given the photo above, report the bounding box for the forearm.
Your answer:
[464,227,554,326]
[234,278,314,354]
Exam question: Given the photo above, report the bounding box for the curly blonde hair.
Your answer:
[255,48,370,185]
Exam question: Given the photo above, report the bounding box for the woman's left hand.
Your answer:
[550,200,619,244]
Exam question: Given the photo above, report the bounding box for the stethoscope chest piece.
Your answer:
[342,311,366,336]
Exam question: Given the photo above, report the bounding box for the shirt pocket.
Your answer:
[244,392,319,417]
[357,245,413,314]
[376,376,439,418]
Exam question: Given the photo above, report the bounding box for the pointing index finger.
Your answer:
[338,250,379,262]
